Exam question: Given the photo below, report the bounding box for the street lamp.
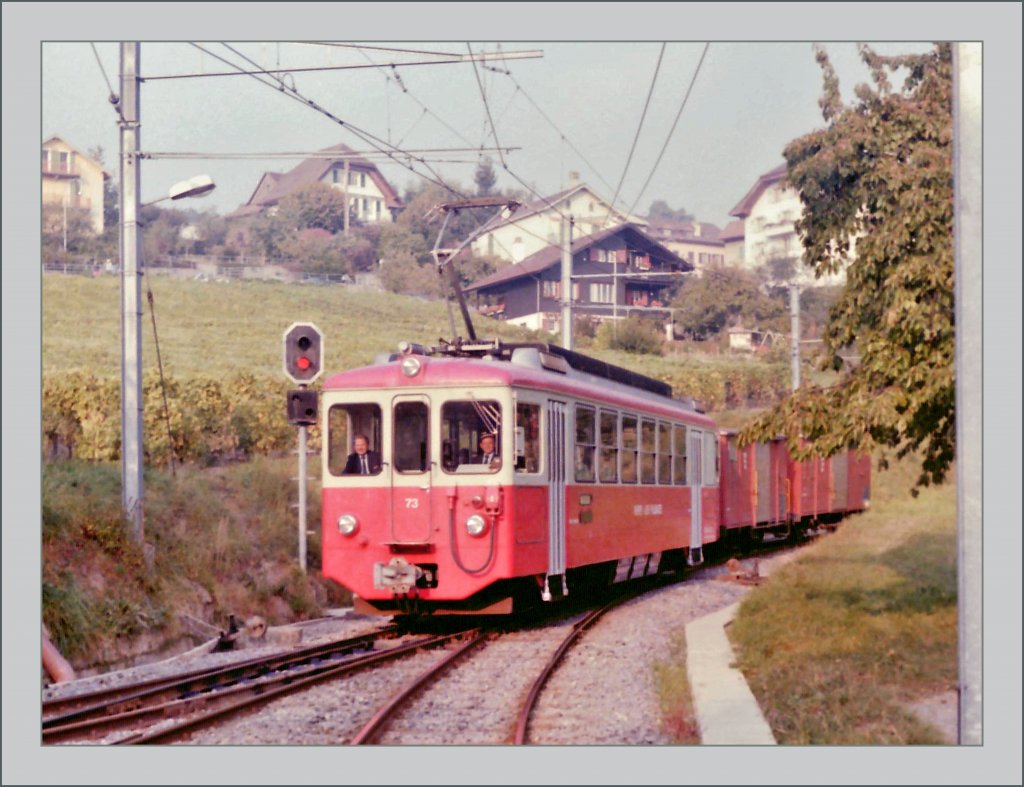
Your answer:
[143,174,216,208]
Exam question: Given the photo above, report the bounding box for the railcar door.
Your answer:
[546,400,568,585]
[390,396,432,543]
[755,442,771,524]
[831,452,849,511]
[688,430,703,564]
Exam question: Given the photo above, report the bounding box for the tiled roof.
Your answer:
[645,218,722,241]
[465,223,691,292]
[720,219,745,242]
[729,163,788,218]
[232,143,402,215]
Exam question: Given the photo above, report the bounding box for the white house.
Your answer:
[41,136,109,235]
[729,164,847,287]
[229,143,402,224]
[470,181,645,263]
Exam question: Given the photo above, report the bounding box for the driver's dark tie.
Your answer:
[361,455,368,474]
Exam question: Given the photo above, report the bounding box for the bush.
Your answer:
[595,316,664,355]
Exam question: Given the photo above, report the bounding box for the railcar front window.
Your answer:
[574,405,596,483]
[599,410,618,483]
[442,400,502,474]
[515,402,541,474]
[640,419,656,484]
[327,403,383,477]
[621,415,638,483]
[394,401,428,473]
[657,422,672,485]
[673,425,688,485]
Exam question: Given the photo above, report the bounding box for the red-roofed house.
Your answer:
[465,223,690,333]
[729,163,846,286]
[229,143,402,224]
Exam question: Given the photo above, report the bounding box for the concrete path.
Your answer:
[686,602,776,745]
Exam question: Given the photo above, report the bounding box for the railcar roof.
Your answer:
[323,355,717,427]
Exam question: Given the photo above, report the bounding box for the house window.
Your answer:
[362,197,368,214]
[589,283,613,303]
[332,168,341,183]
[360,173,366,188]
[375,199,381,218]
[542,280,561,299]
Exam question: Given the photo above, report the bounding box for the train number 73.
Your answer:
[404,498,419,509]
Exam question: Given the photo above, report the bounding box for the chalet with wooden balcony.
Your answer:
[464,223,691,333]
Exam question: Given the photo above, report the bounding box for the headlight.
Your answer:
[400,356,422,377]
[337,514,359,536]
[465,514,487,537]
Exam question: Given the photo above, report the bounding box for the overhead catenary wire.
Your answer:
[602,43,666,228]
[89,42,124,119]
[625,43,710,219]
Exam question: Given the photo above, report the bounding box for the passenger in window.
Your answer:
[473,433,500,468]
[343,434,382,475]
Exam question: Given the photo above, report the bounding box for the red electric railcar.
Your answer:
[319,340,869,615]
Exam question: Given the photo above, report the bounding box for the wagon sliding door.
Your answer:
[688,430,703,565]
[546,400,567,588]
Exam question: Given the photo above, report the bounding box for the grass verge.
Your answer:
[728,456,957,744]
[42,457,349,670]
[653,631,700,744]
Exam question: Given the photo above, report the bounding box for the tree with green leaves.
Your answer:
[276,182,350,234]
[739,43,954,490]
[672,266,786,340]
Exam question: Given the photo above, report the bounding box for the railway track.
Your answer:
[41,625,475,745]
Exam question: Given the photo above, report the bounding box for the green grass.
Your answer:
[653,631,700,744]
[42,457,348,667]
[42,274,787,394]
[728,456,957,744]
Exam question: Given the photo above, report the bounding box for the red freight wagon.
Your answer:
[719,433,792,540]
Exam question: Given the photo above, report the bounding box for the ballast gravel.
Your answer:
[43,552,798,745]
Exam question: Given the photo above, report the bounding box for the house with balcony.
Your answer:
[729,163,846,286]
[41,136,109,234]
[229,143,402,224]
[643,218,726,275]
[464,223,691,333]
[469,180,645,264]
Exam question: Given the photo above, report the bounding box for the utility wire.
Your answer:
[90,42,124,119]
[603,43,666,228]
[626,43,710,219]
[300,42,464,58]
[196,42,461,199]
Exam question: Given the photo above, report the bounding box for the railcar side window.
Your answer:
[327,403,382,477]
[574,405,596,483]
[640,419,656,484]
[599,410,618,483]
[394,401,428,473]
[441,400,502,474]
[657,422,672,485]
[704,431,719,486]
[673,425,688,485]
[515,402,540,474]
[621,415,638,483]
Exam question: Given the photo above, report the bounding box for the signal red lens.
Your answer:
[297,356,311,370]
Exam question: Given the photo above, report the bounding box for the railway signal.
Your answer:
[283,322,324,384]
[287,388,319,426]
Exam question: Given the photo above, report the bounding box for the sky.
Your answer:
[42,39,935,229]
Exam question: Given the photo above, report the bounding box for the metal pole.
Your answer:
[119,42,144,544]
[343,160,350,236]
[561,215,573,349]
[953,41,982,747]
[297,424,308,573]
[789,283,801,391]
